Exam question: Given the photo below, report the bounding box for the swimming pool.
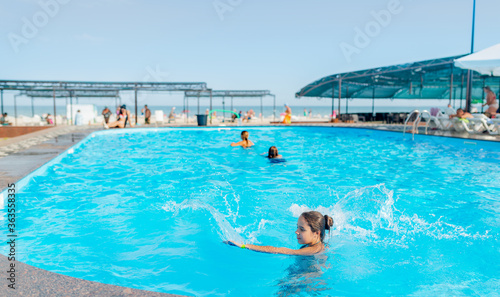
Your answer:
[1,127,499,296]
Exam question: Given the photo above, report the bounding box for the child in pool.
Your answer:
[227,211,333,256]
[267,146,282,158]
[231,131,254,148]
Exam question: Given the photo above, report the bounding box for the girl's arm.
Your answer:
[228,241,320,256]
[231,141,243,147]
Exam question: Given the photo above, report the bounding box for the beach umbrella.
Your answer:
[454,43,500,76]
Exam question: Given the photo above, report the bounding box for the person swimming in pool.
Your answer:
[227,211,334,256]
[231,131,254,148]
[267,146,282,158]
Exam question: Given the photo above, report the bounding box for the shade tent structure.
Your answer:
[22,90,120,98]
[0,80,207,125]
[454,43,500,76]
[296,55,500,115]
[17,89,122,125]
[184,90,276,122]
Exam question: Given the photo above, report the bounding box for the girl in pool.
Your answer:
[231,131,254,148]
[228,211,334,255]
[267,146,282,158]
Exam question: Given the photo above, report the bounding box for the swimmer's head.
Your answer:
[268,146,279,158]
[456,108,464,117]
[297,211,334,244]
[241,130,249,141]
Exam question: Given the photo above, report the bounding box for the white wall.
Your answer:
[66,104,98,125]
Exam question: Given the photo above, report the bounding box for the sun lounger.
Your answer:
[435,112,453,130]
[470,114,498,135]
[491,118,500,133]
[418,110,443,130]
[451,115,498,135]
[451,118,475,133]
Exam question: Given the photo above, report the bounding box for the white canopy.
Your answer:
[454,43,500,76]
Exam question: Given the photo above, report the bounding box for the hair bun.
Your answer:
[324,215,334,230]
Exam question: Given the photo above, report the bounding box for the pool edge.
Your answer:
[0,255,186,297]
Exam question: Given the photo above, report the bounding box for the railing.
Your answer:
[403,110,431,140]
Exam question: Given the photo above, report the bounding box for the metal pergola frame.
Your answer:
[0,80,207,125]
[15,89,122,125]
[184,90,276,123]
[296,55,500,114]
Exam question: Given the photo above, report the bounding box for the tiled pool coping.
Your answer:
[0,255,183,296]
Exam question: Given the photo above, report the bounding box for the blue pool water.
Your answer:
[1,127,499,296]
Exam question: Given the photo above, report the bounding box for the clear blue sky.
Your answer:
[1,0,499,107]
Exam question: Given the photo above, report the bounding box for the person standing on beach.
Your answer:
[0,113,11,125]
[144,105,151,124]
[169,107,176,123]
[75,110,84,125]
[46,113,53,125]
[231,109,238,122]
[283,104,292,124]
[242,109,255,122]
[482,86,498,115]
[102,107,112,124]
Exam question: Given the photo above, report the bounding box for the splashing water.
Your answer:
[289,184,491,248]
[162,199,245,243]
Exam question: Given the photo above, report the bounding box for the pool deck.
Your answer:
[0,123,498,296]
[0,255,182,297]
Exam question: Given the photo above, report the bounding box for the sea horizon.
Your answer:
[1,103,479,118]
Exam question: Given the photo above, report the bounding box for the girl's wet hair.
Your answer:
[268,146,279,158]
[301,211,334,242]
[241,131,249,146]
[484,86,492,92]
